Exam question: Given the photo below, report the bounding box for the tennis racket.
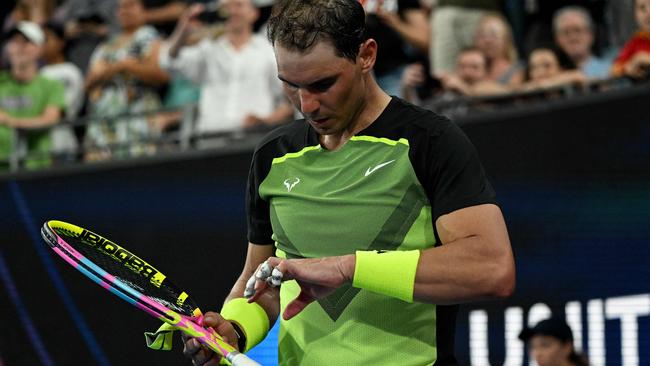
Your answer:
[40,220,260,366]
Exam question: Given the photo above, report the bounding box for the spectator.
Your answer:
[362,0,430,97]
[0,21,66,169]
[437,48,509,96]
[402,48,507,104]
[521,46,587,91]
[520,0,607,58]
[40,20,84,160]
[611,0,650,79]
[474,12,524,86]
[553,6,611,79]
[430,0,501,74]
[159,0,293,138]
[519,317,589,366]
[84,0,170,161]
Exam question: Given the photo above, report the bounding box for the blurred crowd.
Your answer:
[1,0,649,170]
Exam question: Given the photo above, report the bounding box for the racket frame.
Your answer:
[41,220,259,366]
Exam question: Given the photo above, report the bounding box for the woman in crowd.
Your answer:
[521,46,587,91]
[84,0,169,161]
[474,12,524,87]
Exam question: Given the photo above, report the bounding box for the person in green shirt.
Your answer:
[0,21,66,170]
[183,1,515,365]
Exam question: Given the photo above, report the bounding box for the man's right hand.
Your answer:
[169,4,206,58]
[177,4,206,38]
[182,312,239,366]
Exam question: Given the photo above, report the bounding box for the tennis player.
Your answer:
[183,0,515,365]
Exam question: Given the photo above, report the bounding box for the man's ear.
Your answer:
[357,39,377,73]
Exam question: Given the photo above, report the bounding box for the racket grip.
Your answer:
[228,352,261,366]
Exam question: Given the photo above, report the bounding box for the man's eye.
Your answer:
[312,81,334,92]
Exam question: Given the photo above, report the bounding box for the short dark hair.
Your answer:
[266,0,367,61]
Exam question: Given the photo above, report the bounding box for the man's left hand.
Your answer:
[245,255,355,320]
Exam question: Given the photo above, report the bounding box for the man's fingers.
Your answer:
[245,261,270,299]
[269,267,283,287]
[182,337,202,357]
[283,290,316,320]
[243,272,257,298]
[246,259,286,301]
[190,347,219,366]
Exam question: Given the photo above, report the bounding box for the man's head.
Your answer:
[553,6,595,63]
[519,318,576,366]
[222,0,259,32]
[637,0,650,34]
[268,0,378,136]
[456,48,488,85]
[5,21,44,68]
[267,0,367,62]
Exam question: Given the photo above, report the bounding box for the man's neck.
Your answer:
[11,62,39,83]
[226,27,253,50]
[320,79,391,151]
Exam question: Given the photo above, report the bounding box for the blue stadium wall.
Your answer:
[1,85,649,365]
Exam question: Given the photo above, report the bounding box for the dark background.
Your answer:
[1,85,649,365]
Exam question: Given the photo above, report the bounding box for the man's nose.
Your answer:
[299,89,319,115]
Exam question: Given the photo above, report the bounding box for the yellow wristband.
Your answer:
[220,298,269,352]
[352,250,420,302]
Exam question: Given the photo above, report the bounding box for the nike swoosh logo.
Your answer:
[364,159,396,177]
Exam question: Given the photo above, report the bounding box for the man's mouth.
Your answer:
[310,117,330,125]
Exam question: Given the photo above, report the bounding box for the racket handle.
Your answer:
[228,352,261,366]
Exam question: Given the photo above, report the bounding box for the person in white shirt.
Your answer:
[159,0,293,136]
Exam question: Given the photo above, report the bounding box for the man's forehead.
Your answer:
[275,43,350,85]
[558,12,588,27]
[275,41,346,67]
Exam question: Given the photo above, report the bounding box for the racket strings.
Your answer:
[54,229,198,317]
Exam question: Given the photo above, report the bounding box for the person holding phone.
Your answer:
[159,0,293,137]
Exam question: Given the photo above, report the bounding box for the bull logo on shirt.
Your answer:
[283,177,301,192]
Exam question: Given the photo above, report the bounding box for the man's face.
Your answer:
[529,335,572,366]
[529,49,560,82]
[6,33,41,67]
[555,12,593,61]
[456,51,487,85]
[637,0,650,33]
[223,0,258,30]
[275,41,367,136]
